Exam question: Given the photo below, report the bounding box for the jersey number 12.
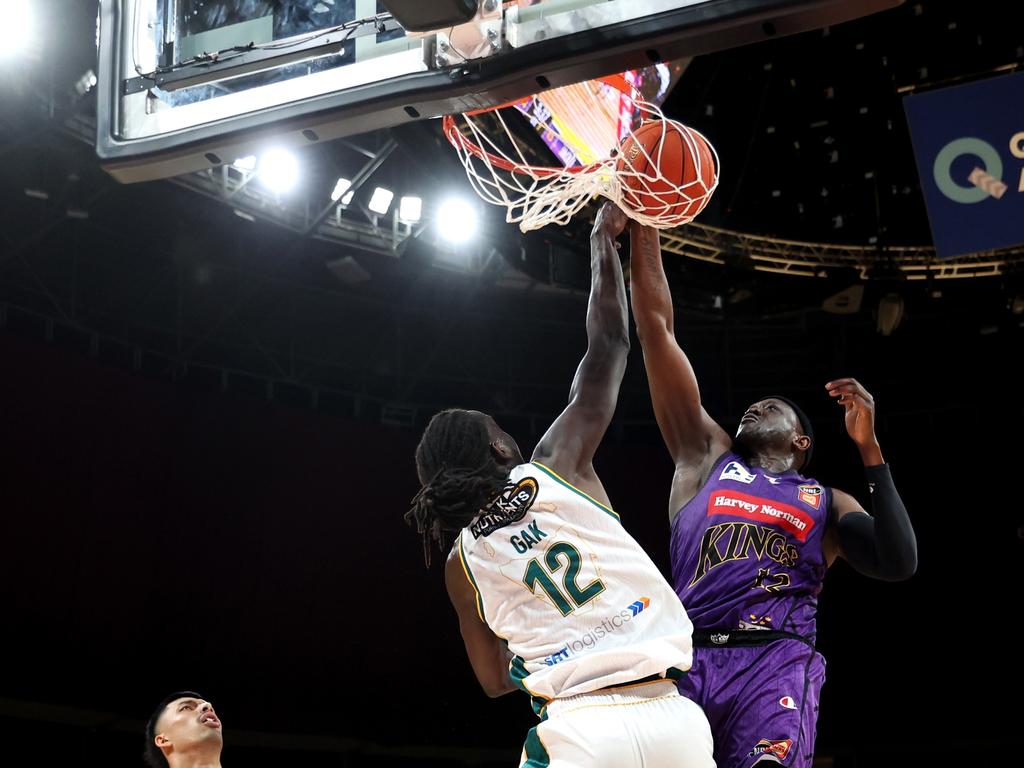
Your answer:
[523,542,605,616]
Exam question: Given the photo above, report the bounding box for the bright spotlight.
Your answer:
[437,198,478,243]
[73,70,98,96]
[331,178,354,204]
[258,149,299,193]
[399,196,422,223]
[368,187,394,215]
[0,2,32,60]
[232,155,257,171]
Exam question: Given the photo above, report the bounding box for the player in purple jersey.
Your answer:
[627,224,917,768]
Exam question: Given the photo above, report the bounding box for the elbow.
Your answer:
[877,550,918,582]
[481,678,515,698]
[591,327,630,353]
[895,550,918,581]
[894,536,919,580]
[632,313,673,346]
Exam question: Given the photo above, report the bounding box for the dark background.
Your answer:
[1,0,1021,765]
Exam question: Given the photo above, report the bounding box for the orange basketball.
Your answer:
[615,120,717,223]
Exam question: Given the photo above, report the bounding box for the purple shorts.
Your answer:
[676,638,826,768]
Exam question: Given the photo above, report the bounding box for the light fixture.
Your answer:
[232,155,257,171]
[368,187,394,215]
[258,149,299,193]
[399,196,422,223]
[73,69,98,96]
[0,2,32,60]
[331,178,355,204]
[437,197,478,243]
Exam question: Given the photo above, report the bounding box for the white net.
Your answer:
[443,84,719,232]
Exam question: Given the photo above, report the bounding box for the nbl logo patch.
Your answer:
[748,739,793,760]
[798,484,823,509]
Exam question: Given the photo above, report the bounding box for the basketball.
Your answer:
[615,120,718,224]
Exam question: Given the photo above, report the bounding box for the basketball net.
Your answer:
[443,74,719,232]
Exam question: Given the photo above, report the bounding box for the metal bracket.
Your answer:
[434,0,504,68]
[123,15,403,96]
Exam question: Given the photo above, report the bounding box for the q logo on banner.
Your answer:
[933,132,1024,204]
[933,137,1003,203]
[903,71,1024,257]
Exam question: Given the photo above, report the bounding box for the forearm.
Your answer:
[587,231,629,348]
[837,465,918,580]
[628,225,674,339]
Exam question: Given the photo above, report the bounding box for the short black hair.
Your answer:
[144,691,205,768]
[406,409,508,566]
[764,395,815,469]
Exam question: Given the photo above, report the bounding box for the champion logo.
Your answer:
[780,696,798,710]
[628,597,651,616]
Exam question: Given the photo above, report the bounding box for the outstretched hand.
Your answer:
[827,377,884,464]
[592,202,629,245]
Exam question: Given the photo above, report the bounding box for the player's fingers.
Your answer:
[827,382,873,402]
[837,397,855,411]
[848,393,873,410]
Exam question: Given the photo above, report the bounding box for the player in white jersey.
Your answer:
[407,204,714,768]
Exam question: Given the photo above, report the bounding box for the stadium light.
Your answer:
[437,197,478,243]
[0,2,32,60]
[331,178,355,204]
[232,155,257,171]
[399,196,422,223]
[368,187,394,215]
[258,149,299,193]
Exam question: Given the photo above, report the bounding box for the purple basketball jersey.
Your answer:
[670,451,831,639]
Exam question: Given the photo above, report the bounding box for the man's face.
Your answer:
[735,398,799,440]
[154,697,223,756]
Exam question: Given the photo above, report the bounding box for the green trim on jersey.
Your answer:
[457,536,486,623]
[531,462,621,521]
[521,722,551,767]
[509,655,551,716]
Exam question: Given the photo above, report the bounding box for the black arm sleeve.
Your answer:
[834,464,918,581]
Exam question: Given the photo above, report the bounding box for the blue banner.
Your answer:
[903,71,1024,258]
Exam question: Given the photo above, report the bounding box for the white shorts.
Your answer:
[519,680,715,768]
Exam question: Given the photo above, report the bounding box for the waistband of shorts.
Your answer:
[691,629,815,650]
[598,668,684,691]
[545,678,679,717]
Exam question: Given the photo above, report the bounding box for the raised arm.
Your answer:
[629,225,731,472]
[822,378,918,580]
[530,203,630,502]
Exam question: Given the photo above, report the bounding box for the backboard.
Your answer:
[97,0,902,182]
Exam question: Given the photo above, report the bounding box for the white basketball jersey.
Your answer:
[457,462,694,710]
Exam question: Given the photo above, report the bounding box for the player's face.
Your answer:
[155,697,223,755]
[735,399,798,439]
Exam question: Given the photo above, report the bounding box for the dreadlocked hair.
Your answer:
[406,409,509,567]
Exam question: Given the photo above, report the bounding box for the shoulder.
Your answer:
[829,487,866,518]
[444,539,471,594]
